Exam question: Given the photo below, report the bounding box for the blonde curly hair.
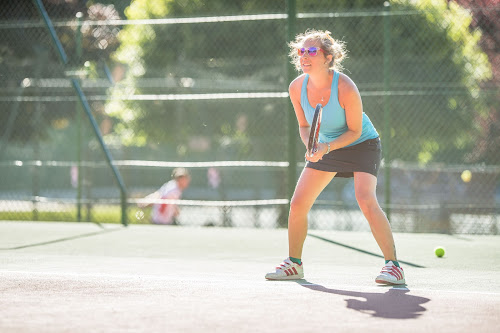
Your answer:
[288,29,347,72]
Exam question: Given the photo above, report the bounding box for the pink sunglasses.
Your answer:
[297,47,324,57]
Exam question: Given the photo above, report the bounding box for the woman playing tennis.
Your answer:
[265,29,405,285]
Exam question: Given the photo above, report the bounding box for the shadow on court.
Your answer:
[297,280,430,319]
[0,225,124,250]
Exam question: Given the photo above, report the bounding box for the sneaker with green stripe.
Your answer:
[265,257,304,280]
[375,261,405,285]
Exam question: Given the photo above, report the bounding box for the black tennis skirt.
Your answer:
[306,137,381,178]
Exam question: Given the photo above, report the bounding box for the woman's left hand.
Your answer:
[305,142,328,162]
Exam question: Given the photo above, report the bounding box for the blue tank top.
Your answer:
[300,72,378,147]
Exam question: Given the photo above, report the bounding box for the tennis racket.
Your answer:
[307,104,323,157]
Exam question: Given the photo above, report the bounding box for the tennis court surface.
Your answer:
[1,221,499,333]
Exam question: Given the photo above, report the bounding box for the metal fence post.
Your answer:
[383,2,392,220]
[76,12,83,222]
[285,0,297,228]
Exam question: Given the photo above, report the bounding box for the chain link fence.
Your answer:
[0,0,499,234]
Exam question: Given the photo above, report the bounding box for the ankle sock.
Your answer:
[385,260,400,267]
[289,257,302,265]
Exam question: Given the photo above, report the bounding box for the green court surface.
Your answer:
[1,221,499,332]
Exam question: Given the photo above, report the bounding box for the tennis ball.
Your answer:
[434,247,445,258]
[461,170,472,183]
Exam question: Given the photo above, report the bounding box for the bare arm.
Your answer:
[289,75,311,148]
[329,73,363,150]
[138,190,161,208]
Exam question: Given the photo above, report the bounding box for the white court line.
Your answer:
[2,270,500,297]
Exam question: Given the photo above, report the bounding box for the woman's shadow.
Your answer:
[297,280,430,319]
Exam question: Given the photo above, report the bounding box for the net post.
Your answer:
[32,48,48,222]
[121,191,128,226]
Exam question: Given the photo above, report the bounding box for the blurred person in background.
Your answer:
[139,168,191,225]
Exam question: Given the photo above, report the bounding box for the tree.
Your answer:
[382,0,492,164]
[450,0,499,164]
[0,0,126,148]
[105,0,492,165]
[106,0,288,159]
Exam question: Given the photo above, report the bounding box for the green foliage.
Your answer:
[105,0,492,164]
[388,0,491,164]
[0,0,126,148]
[108,0,287,154]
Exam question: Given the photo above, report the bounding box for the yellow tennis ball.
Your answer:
[461,170,472,183]
[434,247,445,258]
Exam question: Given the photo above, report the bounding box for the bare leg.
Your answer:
[288,168,336,259]
[354,172,397,261]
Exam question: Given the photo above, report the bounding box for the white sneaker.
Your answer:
[375,261,405,285]
[265,258,304,280]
